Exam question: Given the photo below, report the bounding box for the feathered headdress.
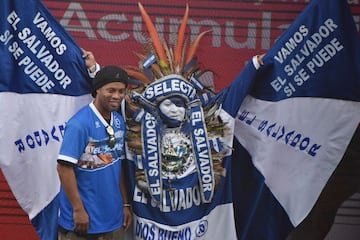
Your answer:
[124,3,213,91]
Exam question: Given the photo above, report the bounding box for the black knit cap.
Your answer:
[92,66,129,97]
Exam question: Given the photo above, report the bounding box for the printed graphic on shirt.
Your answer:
[78,141,114,169]
[78,130,125,169]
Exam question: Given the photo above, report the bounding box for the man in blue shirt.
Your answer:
[57,65,133,240]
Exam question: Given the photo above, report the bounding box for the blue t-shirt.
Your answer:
[58,102,126,234]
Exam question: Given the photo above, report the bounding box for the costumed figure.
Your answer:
[121,3,263,239]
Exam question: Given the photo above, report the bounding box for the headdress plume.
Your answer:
[174,4,189,70]
[138,2,169,70]
[185,30,212,64]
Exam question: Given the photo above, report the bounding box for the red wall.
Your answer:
[0,170,38,239]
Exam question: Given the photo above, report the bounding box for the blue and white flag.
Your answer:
[226,0,360,238]
[0,0,92,239]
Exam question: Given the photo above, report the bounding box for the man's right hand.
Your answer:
[73,207,89,236]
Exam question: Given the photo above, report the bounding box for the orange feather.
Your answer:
[138,2,168,67]
[174,4,189,67]
[124,67,151,84]
[185,30,211,64]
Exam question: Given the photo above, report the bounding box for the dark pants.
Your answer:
[58,226,126,240]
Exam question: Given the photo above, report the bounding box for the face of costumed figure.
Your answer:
[158,96,186,127]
